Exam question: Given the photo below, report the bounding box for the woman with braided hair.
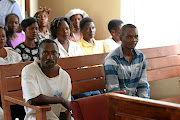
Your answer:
[34,6,51,43]
[50,16,83,58]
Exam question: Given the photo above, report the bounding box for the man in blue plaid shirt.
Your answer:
[104,24,150,98]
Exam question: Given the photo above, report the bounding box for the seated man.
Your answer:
[103,19,124,53]
[21,39,72,120]
[104,24,150,98]
[76,17,104,55]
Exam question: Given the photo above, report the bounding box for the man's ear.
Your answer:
[119,34,123,41]
[111,30,115,36]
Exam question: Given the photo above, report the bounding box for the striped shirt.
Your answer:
[104,45,149,98]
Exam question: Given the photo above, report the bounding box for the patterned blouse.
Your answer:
[15,42,39,62]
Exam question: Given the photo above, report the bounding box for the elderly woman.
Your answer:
[15,17,39,62]
[65,9,88,42]
[50,16,83,58]
[34,6,51,43]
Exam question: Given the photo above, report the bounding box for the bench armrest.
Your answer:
[4,95,51,112]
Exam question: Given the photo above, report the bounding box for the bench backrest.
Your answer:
[0,53,108,101]
[107,93,180,120]
[140,44,180,82]
[58,53,108,95]
[139,44,180,99]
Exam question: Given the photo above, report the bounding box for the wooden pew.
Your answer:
[0,53,108,120]
[0,61,51,120]
[58,53,108,95]
[139,44,180,101]
[1,44,180,119]
[107,93,180,120]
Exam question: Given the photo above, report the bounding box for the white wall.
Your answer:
[30,0,39,17]
[16,0,25,19]
[121,0,180,49]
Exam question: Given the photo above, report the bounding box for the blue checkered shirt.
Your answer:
[104,45,149,98]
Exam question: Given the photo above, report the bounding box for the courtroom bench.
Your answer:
[139,44,180,103]
[0,53,108,120]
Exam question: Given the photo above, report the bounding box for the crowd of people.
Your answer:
[0,2,150,119]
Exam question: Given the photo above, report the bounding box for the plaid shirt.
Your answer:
[35,29,51,44]
[104,45,149,98]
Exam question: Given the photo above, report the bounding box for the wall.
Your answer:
[30,0,39,17]
[121,0,180,49]
[38,0,121,40]
[16,0,25,19]
[149,77,180,100]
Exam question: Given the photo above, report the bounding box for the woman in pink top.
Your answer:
[5,13,25,48]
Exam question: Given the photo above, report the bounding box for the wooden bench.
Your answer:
[1,44,180,119]
[139,44,180,102]
[0,53,108,120]
[58,53,108,95]
[107,92,180,120]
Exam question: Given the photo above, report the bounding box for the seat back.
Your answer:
[139,44,180,82]
[71,91,125,120]
[0,61,32,120]
[107,93,180,120]
[58,53,108,95]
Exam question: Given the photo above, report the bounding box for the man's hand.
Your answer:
[60,97,70,112]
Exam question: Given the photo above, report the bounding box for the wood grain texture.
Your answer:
[107,93,180,120]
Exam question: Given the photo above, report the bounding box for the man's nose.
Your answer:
[132,37,138,41]
[47,54,53,59]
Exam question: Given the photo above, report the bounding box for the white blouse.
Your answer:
[54,39,84,58]
[0,47,22,65]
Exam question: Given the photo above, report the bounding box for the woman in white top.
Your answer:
[0,26,22,65]
[0,25,22,120]
[50,17,83,58]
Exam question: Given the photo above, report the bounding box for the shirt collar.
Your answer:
[38,29,50,36]
[80,38,96,47]
[119,45,140,58]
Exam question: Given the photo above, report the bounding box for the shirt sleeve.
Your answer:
[15,51,22,62]
[76,44,84,56]
[60,70,72,112]
[21,65,41,102]
[136,59,150,98]
[104,58,120,92]
[103,40,113,53]
[11,2,23,23]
